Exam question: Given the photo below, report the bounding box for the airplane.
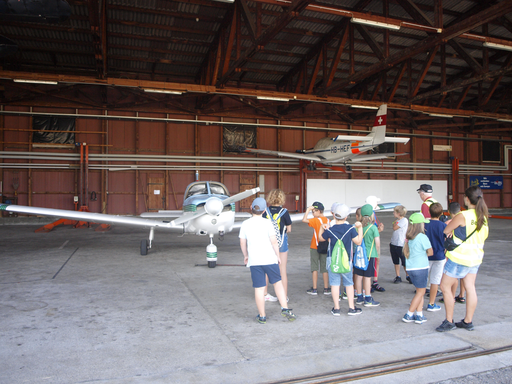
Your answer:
[240,104,409,172]
[0,181,259,268]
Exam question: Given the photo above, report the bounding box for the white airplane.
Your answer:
[241,104,409,172]
[0,181,259,268]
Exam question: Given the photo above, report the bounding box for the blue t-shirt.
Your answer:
[425,220,447,261]
[405,233,431,270]
[322,223,357,259]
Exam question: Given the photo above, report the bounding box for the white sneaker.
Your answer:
[264,293,278,302]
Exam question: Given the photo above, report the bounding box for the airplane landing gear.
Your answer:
[206,233,217,268]
[140,227,154,256]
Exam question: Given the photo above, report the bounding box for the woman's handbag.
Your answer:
[444,228,477,251]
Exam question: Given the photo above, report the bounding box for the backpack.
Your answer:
[265,208,287,248]
[354,226,374,271]
[326,227,352,274]
[314,217,330,254]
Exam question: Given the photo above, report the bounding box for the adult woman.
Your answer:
[436,186,489,332]
[263,189,292,300]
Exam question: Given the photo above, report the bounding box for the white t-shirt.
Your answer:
[239,216,278,267]
[390,217,408,246]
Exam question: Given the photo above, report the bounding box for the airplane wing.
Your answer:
[0,204,178,229]
[138,210,183,218]
[241,147,320,162]
[288,202,401,222]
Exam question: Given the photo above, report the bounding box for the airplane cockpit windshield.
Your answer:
[185,182,229,199]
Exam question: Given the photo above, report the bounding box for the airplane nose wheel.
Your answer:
[206,234,217,268]
[140,239,148,256]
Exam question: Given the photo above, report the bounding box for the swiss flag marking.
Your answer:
[374,114,386,127]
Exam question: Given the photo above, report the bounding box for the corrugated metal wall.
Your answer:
[1,105,511,215]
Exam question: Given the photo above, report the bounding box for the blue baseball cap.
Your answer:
[251,197,267,211]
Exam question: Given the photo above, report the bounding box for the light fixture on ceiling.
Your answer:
[350,17,401,30]
[143,88,183,94]
[428,113,454,118]
[498,118,512,123]
[13,79,58,85]
[350,104,379,110]
[212,0,234,3]
[483,42,512,52]
[256,96,290,102]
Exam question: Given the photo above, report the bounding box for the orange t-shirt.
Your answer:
[308,217,329,249]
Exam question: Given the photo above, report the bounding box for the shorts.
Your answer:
[310,248,328,273]
[428,259,446,285]
[390,244,406,266]
[250,264,281,288]
[326,256,354,287]
[353,257,376,278]
[443,258,480,279]
[279,233,289,253]
[408,268,429,289]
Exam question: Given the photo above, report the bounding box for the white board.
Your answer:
[306,179,448,212]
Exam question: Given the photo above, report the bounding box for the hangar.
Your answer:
[0,0,511,213]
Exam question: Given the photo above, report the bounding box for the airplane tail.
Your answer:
[370,104,387,146]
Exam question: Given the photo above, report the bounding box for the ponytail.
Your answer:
[465,186,489,231]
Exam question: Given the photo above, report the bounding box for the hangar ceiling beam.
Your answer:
[323,1,512,96]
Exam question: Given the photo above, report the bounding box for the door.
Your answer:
[148,177,165,211]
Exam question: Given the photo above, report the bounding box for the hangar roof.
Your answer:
[1,0,512,137]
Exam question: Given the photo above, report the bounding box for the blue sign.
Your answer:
[470,176,503,190]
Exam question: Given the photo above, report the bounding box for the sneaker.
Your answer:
[281,308,297,321]
[436,319,456,332]
[402,313,416,323]
[264,293,278,302]
[355,295,365,305]
[455,319,474,331]
[427,303,441,312]
[415,314,427,324]
[364,296,380,307]
[393,276,402,284]
[256,315,266,324]
[372,282,385,292]
[341,291,348,300]
[348,307,362,316]
[324,288,331,295]
[306,288,318,295]
[331,307,341,316]
[406,276,413,284]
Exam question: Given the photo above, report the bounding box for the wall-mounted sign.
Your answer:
[433,145,452,151]
[470,176,503,190]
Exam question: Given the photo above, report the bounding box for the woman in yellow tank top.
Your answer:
[436,186,489,332]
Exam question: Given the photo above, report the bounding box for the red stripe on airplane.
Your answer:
[351,142,360,154]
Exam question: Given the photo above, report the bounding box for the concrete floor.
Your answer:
[1,211,512,383]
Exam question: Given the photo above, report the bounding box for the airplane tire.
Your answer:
[208,260,216,268]
[140,239,148,256]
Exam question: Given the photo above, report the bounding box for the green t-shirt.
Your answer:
[363,224,380,258]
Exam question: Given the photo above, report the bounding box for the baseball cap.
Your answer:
[333,204,351,219]
[330,202,340,213]
[251,197,267,211]
[417,184,433,193]
[361,204,373,217]
[365,196,381,209]
[312,201,324,211]
[409,212,430,224]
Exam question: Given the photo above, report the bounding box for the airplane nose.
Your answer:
[204,197,224,216]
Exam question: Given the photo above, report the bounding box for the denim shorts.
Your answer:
[250,264,281,288]
[326,257,354,287]
[279,233,288,253]
[408,268,429,289]
[444,258,480,279]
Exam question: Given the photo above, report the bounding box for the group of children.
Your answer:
[239,191,464,325]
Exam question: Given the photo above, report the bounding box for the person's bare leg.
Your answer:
[354,275,363,295]
[255,287,266,317]
[274,280,288,309]
[312,271,318,289]
[411,288,426,312]
[279,251,288,297]
[440,274,458,322]
[462,274,478,323]
[429,283,439,305]
[331,285,340,310]
[346,285,356,309]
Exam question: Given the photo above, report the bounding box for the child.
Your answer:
[302,201,330,295]
[402,213,433,324]
[318,204,363,316]
[353,204,380,307]
[390,205,409,284]
[424,202,447,312]
[366,197,385,293]
[239,197,297,324]
[262,188,292,301]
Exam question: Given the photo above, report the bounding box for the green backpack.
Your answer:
[327,228,351,274]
